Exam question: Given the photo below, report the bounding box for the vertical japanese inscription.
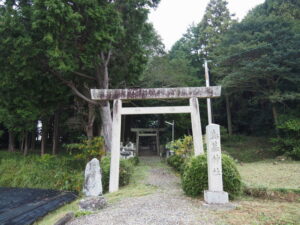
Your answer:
[206,124,224,192]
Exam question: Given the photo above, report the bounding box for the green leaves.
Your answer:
[65,136,106,161]
[271,116,300,159]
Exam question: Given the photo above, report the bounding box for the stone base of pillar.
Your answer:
[204,190,229,204]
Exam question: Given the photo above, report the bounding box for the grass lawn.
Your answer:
[216,198,300,225]
[219,136,300,224]
[223,136,300,190]
[222,136,276,162]
[237,161,300,189]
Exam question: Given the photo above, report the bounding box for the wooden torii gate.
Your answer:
[131,128,165,156]
[91,86,221,193]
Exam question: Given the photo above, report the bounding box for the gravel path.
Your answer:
[68,157,221,225]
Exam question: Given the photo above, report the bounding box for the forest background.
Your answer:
[0,0,299,160]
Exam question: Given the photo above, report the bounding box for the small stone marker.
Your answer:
[83,158,103,196]
[204,124,229,204]
[80,158,107,211]
[79,196,107,211]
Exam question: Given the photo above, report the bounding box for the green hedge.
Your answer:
[167,154,185,172]
[101,156,135,192]
[182,154,242,198]
[0,152,136,193]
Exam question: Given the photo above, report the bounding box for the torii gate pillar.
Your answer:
[91,86,221,193]
[190,97,204,155]
[109,99,122,192]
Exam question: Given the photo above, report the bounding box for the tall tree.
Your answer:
[213,0,300,133]
[0,0,70,154]
[32,0,160,152]
[197,0,234,59]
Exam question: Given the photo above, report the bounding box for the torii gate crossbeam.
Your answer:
[91,86,221,192]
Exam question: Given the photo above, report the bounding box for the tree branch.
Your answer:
[73,71,96,80]
[51,70,99,105]
[100,50,112,67]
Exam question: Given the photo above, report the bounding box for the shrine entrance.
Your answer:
[91,86,221,192]
[130,128,165,156]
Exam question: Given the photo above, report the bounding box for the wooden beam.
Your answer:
[122,106,191,115]
[91,86,221,100]
[138,133,157,137]
[131,128,165,132]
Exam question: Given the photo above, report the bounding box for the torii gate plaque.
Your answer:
[91,86,221,193]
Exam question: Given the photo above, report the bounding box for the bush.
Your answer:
[182,154,242,198]
[166,136,193,173]
[167,154,185,172]
[0,152,84,193]
[101,156,135,192]
[127,156,139,166]
[0,152,136,193]
[166,136,194,157]
[65,136,106,161]
[271,117,300,160]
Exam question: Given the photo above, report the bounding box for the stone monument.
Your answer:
[83,158,103,196]
[79,158,107,211]
[204,124,229,204]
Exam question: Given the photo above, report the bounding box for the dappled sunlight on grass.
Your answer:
[238,161,300,189]
[216,198,300,225]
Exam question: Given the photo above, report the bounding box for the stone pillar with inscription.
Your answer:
[204,124,229,204]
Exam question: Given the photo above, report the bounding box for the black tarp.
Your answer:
[0,187,77,225]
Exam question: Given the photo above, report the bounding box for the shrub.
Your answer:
[0,152,136,193]
[167,154,185,172]
[0,152,84,193]
[101,156,135,192]
[166,136,194,157]
[166,136,193,173]
[182,154,242,198]
[127,156,139,166]
[65,136,106,161]
[271,117,300,160]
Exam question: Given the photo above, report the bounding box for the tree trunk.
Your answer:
[23,132,29,156]
[8,131,15,152]
[41,120,48,155]
[86,103,95,140]
[99,103,112,152]
[31,131,36,151]
[20,134,25,152]
[96,121,102,136]
[272,104,279,135]
[52,111,59,155]
[225,94,233,135]
[96,52,113,152]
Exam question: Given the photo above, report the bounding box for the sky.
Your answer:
[148,0,265,50]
